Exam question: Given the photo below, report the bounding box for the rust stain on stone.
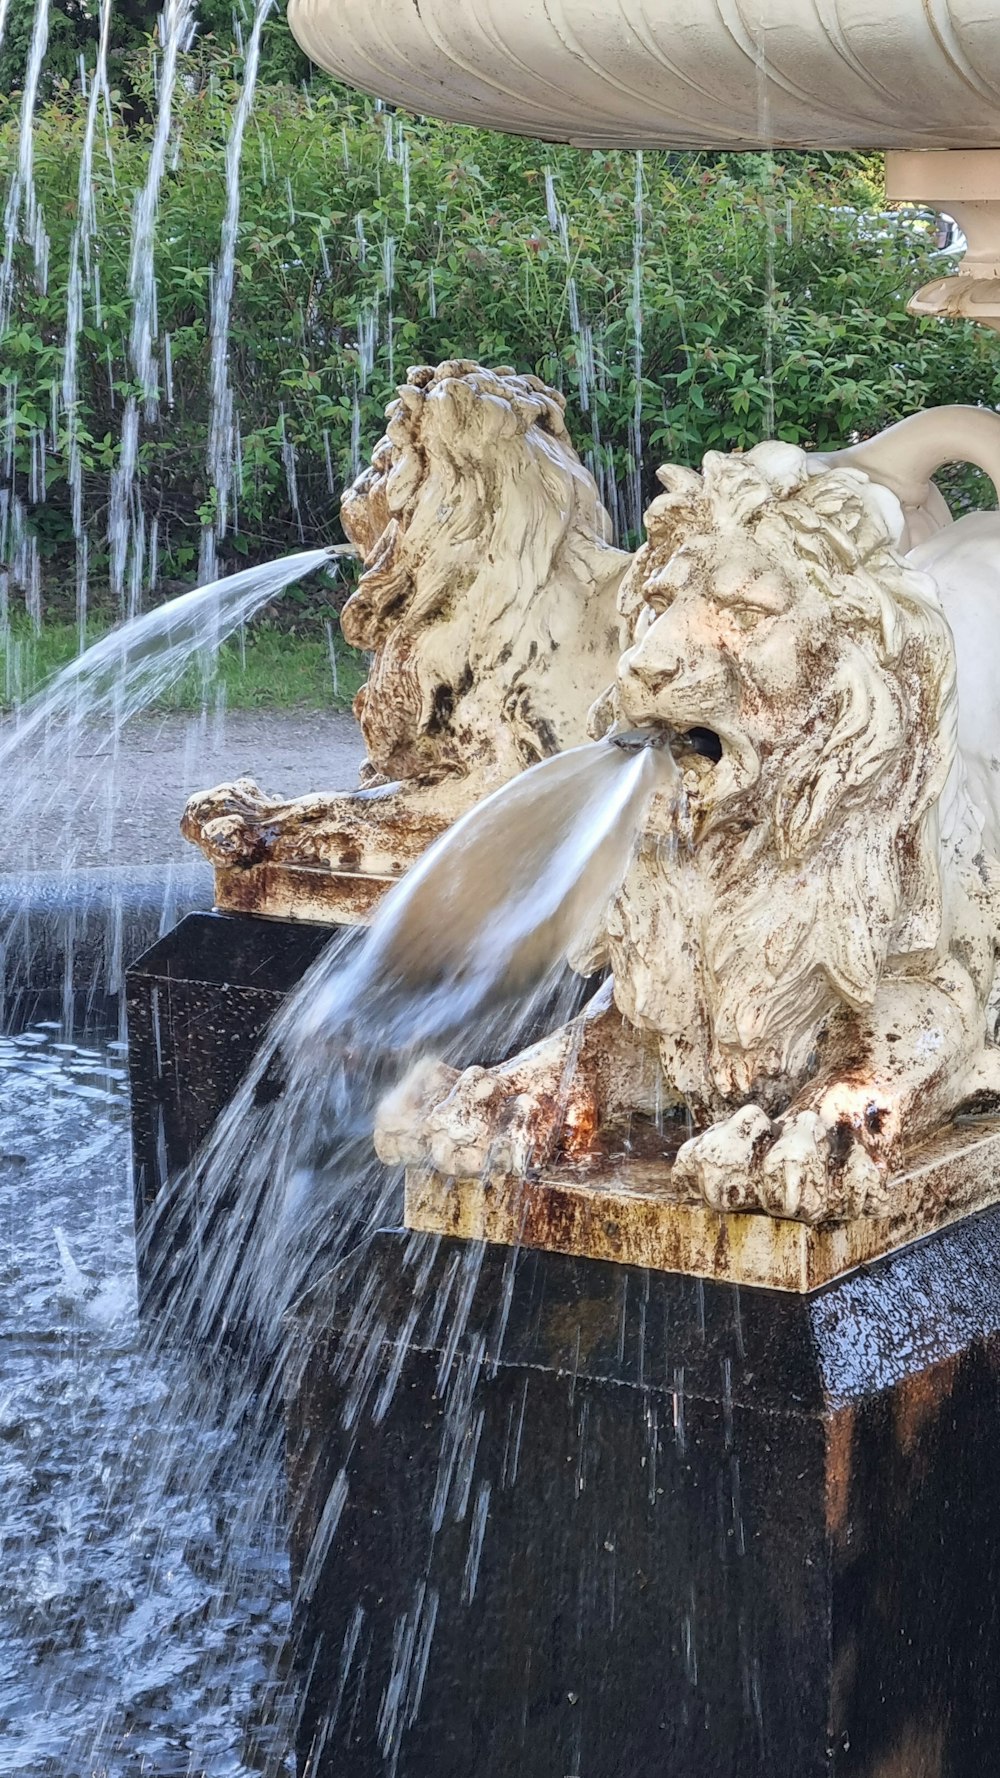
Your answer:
[214,863,393,926]
[404,1115,1000,1291]
[824,1405,856,1542]
[892,1357,955,1460]
[865,1719,945,1778]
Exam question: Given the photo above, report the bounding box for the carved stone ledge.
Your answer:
[405,1117,1000,1292]
[181,775,433,923]
[210,861,398,925]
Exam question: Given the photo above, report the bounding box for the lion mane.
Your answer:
[600,443,958,1118]
[182,362,629,888]
[340,359,627,791]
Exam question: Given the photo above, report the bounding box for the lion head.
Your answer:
[597,442,958,1113]
[340,360,627,791]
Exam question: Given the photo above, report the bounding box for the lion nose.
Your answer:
[623,654,682,694]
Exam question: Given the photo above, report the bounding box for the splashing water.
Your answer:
[0,728,677,1772]
[165,731,677,1352]
[0,545,342,881]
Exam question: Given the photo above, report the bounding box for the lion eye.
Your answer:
[729,605,760,631]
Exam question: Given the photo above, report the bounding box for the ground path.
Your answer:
[4,709,366,871]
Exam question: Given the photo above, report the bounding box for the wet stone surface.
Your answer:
[0,1018,293,1776]
[290,1226,1000,1778]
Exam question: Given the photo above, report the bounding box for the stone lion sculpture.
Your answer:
[378,405,1000,1225]
[182,361,627,880]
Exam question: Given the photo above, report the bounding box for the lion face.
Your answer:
[616,526,837,813]
[338,360,627,788]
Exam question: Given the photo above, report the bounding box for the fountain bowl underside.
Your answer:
[288,0,1000,152]
[406,1116,1000,1292]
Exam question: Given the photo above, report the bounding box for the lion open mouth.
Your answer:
[611,722,721,767]
[609,723,733,816]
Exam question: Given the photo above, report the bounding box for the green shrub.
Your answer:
[2,22,999,627]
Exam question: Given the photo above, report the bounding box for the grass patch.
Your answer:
[0,619,366,713]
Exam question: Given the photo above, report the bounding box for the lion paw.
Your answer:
[674,1106,886,1224]
[373,1057,462,1166]
[374,1057,584,1177]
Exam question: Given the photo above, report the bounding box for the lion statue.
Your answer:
[182,361,628,881]
[377,405,1000,1225]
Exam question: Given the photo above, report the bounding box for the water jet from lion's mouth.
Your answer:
[294,735,681,1051]
[611,724,723,764]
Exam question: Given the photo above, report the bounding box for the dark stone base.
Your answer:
[126,909,353,1311]
[287,1215,1000,1778]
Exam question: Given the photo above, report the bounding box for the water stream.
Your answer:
[0,546,341,877]
[108,0,198,608]
[202,0,274,583]
[0,0,50,338]
[62,0,115,644]
[0,721,676,1771]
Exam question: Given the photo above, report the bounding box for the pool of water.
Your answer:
[0,1018,293,1776]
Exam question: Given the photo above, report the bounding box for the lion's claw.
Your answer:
[673,1105,772,1212]
[373,1057,461,1165]
[674,1105,886,1223]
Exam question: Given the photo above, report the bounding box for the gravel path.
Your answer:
[3,709,366,872]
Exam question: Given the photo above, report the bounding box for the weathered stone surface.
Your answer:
[182,361,628,914]
[381,412,1000,1232]
[405,1112,1000,1290]
[288,1215,1000,1777]
[286,0,1000,155]
[209,855,396,925]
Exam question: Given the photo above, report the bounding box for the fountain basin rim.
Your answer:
[287,0,1000,152]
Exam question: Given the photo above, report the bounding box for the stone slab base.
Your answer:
[212,861,397,925]
[126,909,354,1315]
[405,1115,1000,1292]
[287,1219,1000,1778]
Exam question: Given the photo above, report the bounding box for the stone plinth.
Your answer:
[405,1115,1000,1291]
[287,1218,1000,1778]
[126,910,352,1310]
[210,860,395,925]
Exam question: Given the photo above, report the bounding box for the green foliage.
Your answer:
[0,0,310,109]
[0,613,365,710]
[2,24,999,630]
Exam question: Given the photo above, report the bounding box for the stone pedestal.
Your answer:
[287,1216,1000,1778]
[405,1122,1000,1291]
[126,909,351,1309]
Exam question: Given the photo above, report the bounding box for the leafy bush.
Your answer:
[2,18,999,627]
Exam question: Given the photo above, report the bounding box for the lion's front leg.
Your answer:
[674,960,987,1224]
[181,776,473,875]
[374,981,661,1176]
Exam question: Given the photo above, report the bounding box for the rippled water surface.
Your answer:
[0,1019,292,1776]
